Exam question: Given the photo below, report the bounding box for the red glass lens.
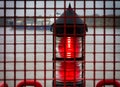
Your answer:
[58,62,80,82]
[58,37,80,58]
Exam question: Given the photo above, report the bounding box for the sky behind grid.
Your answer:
[0,1,120,16]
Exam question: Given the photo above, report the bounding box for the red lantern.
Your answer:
[52,4,88,87]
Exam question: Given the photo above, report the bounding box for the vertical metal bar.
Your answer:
[63,1,66,87]
[44,1,46,87]
[4,0,6,85]
[113,0,116,84]
[53,0,56,86]
[93,0,96,87]
[14,1,16,87]
[83,0,86,87]
[73,1,76,87]
[24,0,27,85]
[34,0,37,86]
[103,1,106,86]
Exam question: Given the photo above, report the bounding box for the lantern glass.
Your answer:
[56,61,82,82]
[56,37,82,59]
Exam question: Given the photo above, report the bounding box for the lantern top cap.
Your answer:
[52,4,88,35]
[68,3,71,9]
[54,4,84,25]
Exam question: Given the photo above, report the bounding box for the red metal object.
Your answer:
[96,79,120,87]
[17,80,42,87]
[0,82,8,87]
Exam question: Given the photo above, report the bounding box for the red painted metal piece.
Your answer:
[96,79,120,87]
[16,80,42,87]
[0,82,8,87]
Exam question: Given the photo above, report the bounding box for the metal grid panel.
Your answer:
[0,0,120,87]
